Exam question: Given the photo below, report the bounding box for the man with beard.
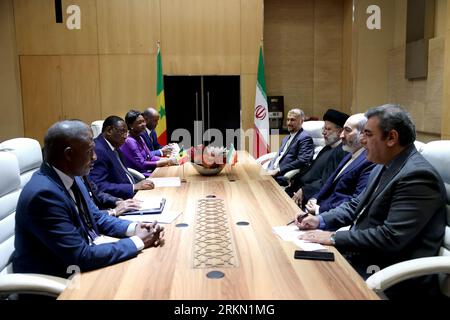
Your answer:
[300,113,375,214]
[266,108,314,185]
[287,108,349,201]
[296,104,446,298]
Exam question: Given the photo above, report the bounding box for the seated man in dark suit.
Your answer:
[302,113,375,214]
[266,108,314,185]
[296,104,446,298]
[142,107,173,157]
[89,115,154,200]
[287,108,349,200]
[13,120,165,278]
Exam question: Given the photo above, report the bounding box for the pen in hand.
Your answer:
[286,212,309,225]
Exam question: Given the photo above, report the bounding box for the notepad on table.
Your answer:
[122,197,166,215]
[147,177,181,188]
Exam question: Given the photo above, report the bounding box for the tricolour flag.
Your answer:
[253,46,270,159]
[226,144,238,166]
[156,44,167,145]
[176,147,190,165]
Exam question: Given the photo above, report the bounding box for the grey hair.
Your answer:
[288,108,305,120]
[351,113,368,132]
[365,104,416,146]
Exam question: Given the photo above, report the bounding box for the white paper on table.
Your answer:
[293,238,326,251]
[272,225,305,242]
[120,210,182,224]
[146,177,181,188]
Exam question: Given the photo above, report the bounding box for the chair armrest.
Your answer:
[284,169,300,180]
[0,273,68,297]
[366,256,450,293]
[127,168,145,182]
[255,152,276,165]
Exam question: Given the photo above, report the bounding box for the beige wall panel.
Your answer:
[241,74,257,134]
[97,0,160,54]
[435,0,448,38]
[264,0,315,116]
[99,55,156,119]
[14,0,98,55]
[161,0,241,75]
[20,56,62,144]
[0,0,23,141]
[393,0,407,48]
[388,39,444,135]
[353,0,395,112]
[342,0,353,113]
[443,1,450,138]
[424,37,444,134]
[241,0,263,74]
[60,56,101,123]
[313,0,343,117]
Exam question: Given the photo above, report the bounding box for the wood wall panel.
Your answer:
[443,0,450,139]
[0,0,23,141]
[264,0,315,116]
[241,74,257,133]
[161,0,241,75]
[20,56,62,144]
[97,0,160,54]
[99,55,156,119]
[241,0,263,74]
[313,0,343,117]
[342,0,353,114]
[14,0,98,55]
[60,56,101,123]
[388,39,444,135]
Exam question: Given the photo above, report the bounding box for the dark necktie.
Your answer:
[114,149,135,184]
[352,166,386,227]
[71,181,98,243]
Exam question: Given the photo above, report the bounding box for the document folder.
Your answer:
[122,198,166,215]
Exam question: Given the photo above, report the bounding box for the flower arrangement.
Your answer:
[190,145,228,168]
[175,144,237,176]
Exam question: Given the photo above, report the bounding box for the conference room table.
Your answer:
[59,151,378,300]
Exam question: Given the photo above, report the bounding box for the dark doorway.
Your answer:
[164,76,240,149]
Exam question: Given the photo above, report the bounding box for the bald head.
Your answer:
[142,107,160,130]
[44,120,95,177]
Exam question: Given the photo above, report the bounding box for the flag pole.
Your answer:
[181,163,186,183]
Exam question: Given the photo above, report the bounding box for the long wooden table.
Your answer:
[59,151,378,300]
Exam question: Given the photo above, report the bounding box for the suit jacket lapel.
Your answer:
[340,150,366,177]
[355,145,416,222]
[280,129,302,160]
[41,164,92,240]
[74,176,100,234]
[328,152,352,182]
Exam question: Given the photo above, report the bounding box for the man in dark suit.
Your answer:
[267,108,314,185]
[296,104,446,298]
[89,116,154,200]
[287,108,349,200]
[13,120,165,278]
[303,113,375,214]
[142,107,172,157]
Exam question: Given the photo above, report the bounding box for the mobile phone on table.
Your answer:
[294,250,335,261]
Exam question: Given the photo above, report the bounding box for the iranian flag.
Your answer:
[156,44,167,145]
[253,46,270,158]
